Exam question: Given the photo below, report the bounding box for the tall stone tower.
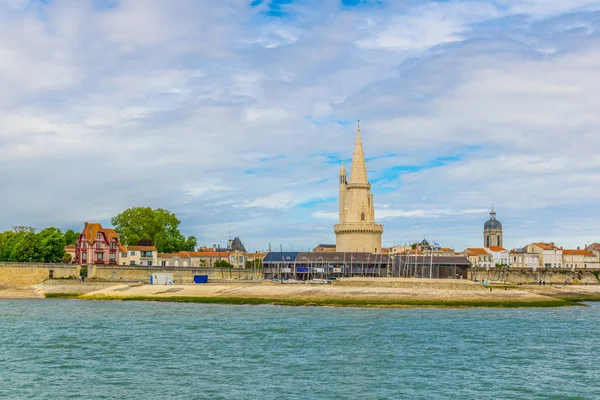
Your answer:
[334,122,384,253]
[484,206,503,247]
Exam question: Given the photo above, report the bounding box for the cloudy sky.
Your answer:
[1,0,600,252]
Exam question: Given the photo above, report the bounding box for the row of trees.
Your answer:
[0,207,199,263]
[0,226,78,263]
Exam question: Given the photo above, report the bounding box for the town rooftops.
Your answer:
[533,242,562,250]
[485,246,507,252]
[315,244,336,248]
[126,245,157,251]
[563,249,596,257]
[463,248,489,256]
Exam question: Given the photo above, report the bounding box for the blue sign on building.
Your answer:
[297,267,309,273]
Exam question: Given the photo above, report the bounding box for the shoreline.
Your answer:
[3,278,600,307]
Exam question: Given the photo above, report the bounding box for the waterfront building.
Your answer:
[585,243,600,260]
[262,251,392,280]
[157,252,193,267]
[393,255,471,279]
[509,249,540,269]
[562,249,599,269]
[461,248,493,268]
[120,245,158,266]
[74,222,121,265]
[484,246,509,266]
[524,242,563,268]
[334,122,384,253]
[313,244,336,252]
[484,206,503,247]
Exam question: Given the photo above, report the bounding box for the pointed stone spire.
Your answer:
[349,120,368,184]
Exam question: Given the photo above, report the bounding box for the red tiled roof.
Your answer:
[533,242,561,250]
[81,222,119,244]
[485,246,506,252]
[126,246,157,251]
[563,249,595,257]
[464,248,489,256]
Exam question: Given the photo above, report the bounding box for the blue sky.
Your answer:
[1,0,600,251]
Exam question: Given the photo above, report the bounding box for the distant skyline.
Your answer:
[1,0,600,251]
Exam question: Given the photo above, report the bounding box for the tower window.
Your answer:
[361,212,365,221]
[486,236,490,247]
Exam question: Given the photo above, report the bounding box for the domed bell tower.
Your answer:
[484,206,503,247]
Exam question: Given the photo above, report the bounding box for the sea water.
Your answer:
[0,300,599,399]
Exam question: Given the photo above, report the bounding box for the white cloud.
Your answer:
[1,0,600,251]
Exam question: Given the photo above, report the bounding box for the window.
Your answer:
[486,236,490,247]
[96,242,101,249]
[368,197,370,207]
[109,253,116,262]
[82,241,87,249]
[361,212,365,221]
[497,237,501,246]
[130,260,135,265]
[97,252,103,262]
[82,252,87,261]
[514,257,517,263]
[130,251,136,256]
[147,261,152,266]
[161,261,166,266]
[121,252,127,258]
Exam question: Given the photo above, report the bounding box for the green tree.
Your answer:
[214,260,233,268]
[38,227,66,263]
[111,207,194,253]
[62,253,72,263]
[183,236,197,252]
[63,229,79,245]
[245,259,262,269]
[9,232,43,262]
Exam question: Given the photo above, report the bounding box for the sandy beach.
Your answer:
[3,278,600,307]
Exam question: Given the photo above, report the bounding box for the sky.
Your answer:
[1,0,600,252]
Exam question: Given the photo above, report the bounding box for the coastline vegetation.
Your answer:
[44,293,583,308]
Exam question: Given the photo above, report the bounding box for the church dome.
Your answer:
[484,207,502,230]
[484,219,502,230]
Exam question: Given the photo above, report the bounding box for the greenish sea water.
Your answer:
[1,300,599,399]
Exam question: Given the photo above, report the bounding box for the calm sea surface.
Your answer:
[0,300,599,399]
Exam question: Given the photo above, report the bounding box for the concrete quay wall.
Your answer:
[472,267,600,284]
[0,263,80,287]
[88,265,261,283]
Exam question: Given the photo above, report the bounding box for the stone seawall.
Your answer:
[89,265,261,283]
[0,263,80,287]
[472,267,600,284]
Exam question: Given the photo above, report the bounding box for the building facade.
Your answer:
[120,245,158,266]
[484,207,503,247]
[524,242,563,268]
[75,222,121,265]
[313,244,336,252]
[509,250,540,269]
[562,249,599,269]
[462,248,494,268]
[334,123,383,253]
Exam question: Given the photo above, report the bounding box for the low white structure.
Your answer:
[150,273,173,285]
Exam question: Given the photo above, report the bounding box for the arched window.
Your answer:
[486,236,490,247]
[497,236,501,246]
[361,212,365,221]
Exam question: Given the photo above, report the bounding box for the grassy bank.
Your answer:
[44,293,582,308]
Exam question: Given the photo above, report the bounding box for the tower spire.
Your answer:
[349,120,368,184]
